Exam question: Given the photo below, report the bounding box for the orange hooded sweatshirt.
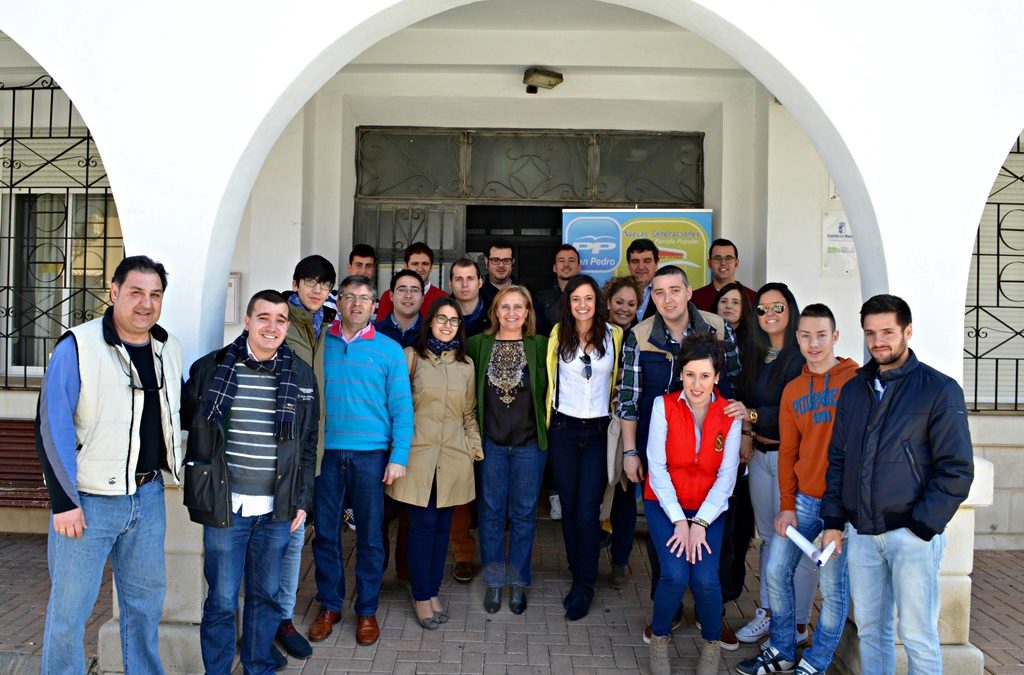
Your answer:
[778,356,859,510]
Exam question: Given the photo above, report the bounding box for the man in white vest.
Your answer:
[35,255,183,675]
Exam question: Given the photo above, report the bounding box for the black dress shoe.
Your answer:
[483,586,503,613]
[564,584,594,621]
[276,619,312,659]
[509,585,527,614]
[270,644,287,671]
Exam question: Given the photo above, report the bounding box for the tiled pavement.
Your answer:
[1,523,1022,674]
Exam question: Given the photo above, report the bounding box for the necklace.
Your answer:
[487,340,527,405]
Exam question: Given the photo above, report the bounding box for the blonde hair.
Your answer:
[485,285,536,337]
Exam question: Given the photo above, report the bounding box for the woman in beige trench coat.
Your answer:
[387,296,483,630]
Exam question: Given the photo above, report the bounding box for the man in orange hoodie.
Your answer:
[737,304,858,675]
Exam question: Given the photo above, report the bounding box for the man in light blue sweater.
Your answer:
[309,274,413,647]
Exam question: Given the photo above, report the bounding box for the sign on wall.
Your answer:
[562,209,713,286]
[821,209,857,276]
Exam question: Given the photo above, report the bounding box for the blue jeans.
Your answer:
[645,499,723,641]
[276,521,304,620]
[312,449,388,615]
[201,512,291,675]
[547,413,609,589]
[765,493,850,669]
[403,484,454,601]
[42,477,166,675]
[848,527,945,675]
[478,437,544,587]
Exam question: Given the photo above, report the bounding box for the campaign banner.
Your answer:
[562,209,713,286]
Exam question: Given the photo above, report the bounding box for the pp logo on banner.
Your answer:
[564,216,620,273]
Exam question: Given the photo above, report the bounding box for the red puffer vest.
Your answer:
[644,391,733,511]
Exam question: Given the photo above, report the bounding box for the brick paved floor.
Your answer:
[1,525,1022,673]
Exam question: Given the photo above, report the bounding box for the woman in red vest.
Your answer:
[645,335,741,675]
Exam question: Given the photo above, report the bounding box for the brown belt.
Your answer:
[135,470,160,487]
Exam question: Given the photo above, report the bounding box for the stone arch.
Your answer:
[208,0,884,341]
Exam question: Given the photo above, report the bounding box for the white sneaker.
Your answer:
[736,608,771,643]
[343,508,356,531]
[761,624,810,651]
[549,494,562,520]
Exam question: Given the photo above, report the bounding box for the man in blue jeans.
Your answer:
[310,275,413,646]
[35,255,183,675]
[182,290,319,674]
[737,304,858,675]
[821,294,974,675]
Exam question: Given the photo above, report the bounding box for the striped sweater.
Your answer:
[322,324,413,465]
[224,364,279,496]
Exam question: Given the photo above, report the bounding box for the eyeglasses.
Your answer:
[487,257,514,265]
[434,315,461,327]
[301,278,334,292]
[580,354,592,380]
[755,302,786,316]
[341,293,374,305]
[710,255,737,264]
[393,286,422,296]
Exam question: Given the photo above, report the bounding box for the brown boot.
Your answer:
[648,633,671,675]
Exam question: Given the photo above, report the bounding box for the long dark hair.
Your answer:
[557,275,609,362]
[414,296,468,363]
[738,282,799,398]
[713,281,754,351]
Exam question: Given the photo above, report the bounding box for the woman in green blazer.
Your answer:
[467,285,548,617]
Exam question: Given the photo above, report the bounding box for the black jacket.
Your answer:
[180,344,319,528]
[821,350,973,541]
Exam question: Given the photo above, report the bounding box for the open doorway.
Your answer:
[465,205,562,297]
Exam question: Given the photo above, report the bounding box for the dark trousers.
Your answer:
[404,485,454,601]
[383,496,410,581]
[547,413,610,589]
[718,471,755,603]
[609,481,637,567]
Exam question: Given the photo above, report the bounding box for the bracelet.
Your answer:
[742,430,755,437]
[690,517,710,529]
[623,449,639,458]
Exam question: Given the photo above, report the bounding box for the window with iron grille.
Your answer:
[964,131,1024,411]
[0,76,123,389]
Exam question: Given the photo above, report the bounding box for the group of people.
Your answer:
[34,234,974,675]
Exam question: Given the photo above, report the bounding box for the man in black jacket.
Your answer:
[821,294,973,675]
[182,290,319,675]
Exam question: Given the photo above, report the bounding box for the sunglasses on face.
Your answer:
[755,302,786,316]
[580,353,592,380]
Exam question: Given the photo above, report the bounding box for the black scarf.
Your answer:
[203,332,298,440]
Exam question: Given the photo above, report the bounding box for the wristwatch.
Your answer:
[748,408,759,424]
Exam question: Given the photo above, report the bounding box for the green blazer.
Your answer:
[467,332,549,450]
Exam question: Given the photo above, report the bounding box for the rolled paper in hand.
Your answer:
[785,525,836,568]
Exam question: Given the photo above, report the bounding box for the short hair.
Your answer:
[404,241,434,264]
[800,303,837,331]
[292,254,336,286]
[652,264,689,287]
[390,268,425,293]
[485,285,536,337]
[860,294,912,328]
[553,244,581,261]
[602,275,642,305]
[246,289,289,317]
[709,238,739,259]
[112,255,168,290]
[349,244,377,264]
[338,274,374,295]
[449,257,480,281]
[626,238,659,263]
[485,239,516,259]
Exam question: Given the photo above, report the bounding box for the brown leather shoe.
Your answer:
[308,608,341,642]
[719,621,739,651]
[356,615,380,646]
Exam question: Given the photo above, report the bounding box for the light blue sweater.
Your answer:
[322,324,413,466]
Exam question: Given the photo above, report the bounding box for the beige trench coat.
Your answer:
[386,347,483,508]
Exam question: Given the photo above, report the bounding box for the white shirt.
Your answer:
[645,392,741,525]
[231,493,274,517]
[553,332,614,419]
